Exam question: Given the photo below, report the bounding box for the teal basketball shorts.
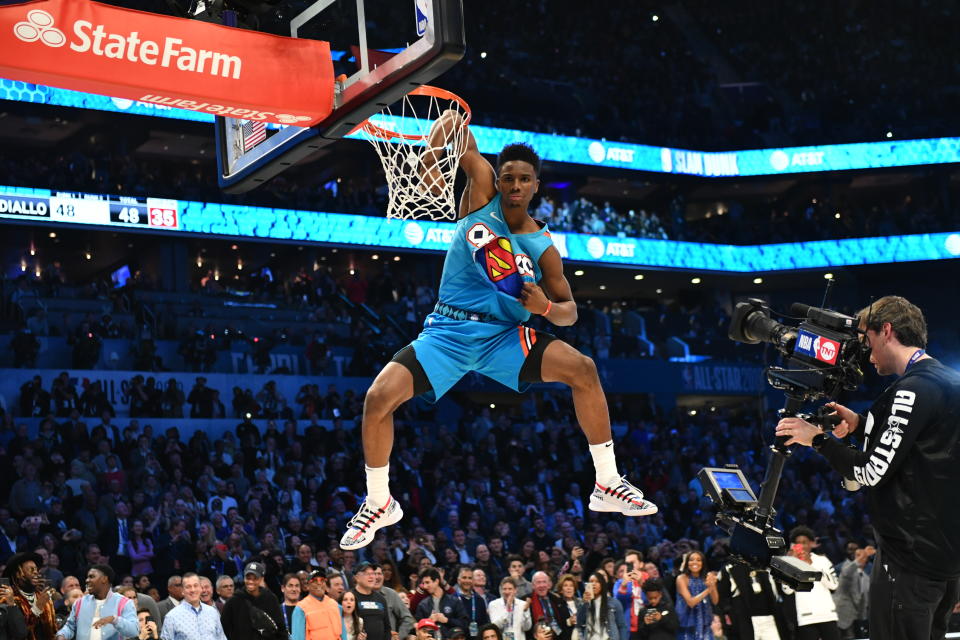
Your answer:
[392,312,557,402]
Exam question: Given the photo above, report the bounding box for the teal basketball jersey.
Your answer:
[436,194,555,324]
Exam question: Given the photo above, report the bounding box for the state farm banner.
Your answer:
[1,0,334,126]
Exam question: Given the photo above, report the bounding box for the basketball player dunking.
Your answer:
[341,111,658,550]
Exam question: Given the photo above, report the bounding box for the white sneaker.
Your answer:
[589,477,658,516]
[339,496,404,550]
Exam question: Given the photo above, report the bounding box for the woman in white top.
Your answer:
[341,591,367,640]
[488,577,532,640]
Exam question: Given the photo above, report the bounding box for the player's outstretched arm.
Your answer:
[420,110,496,217]
[519,246,578,326]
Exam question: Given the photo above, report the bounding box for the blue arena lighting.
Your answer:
[4,79,960,176]
[1,185,958,273]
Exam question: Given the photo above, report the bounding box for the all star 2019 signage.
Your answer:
[1,0,334,126]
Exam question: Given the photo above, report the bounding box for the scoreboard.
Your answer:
[0,191,179,230]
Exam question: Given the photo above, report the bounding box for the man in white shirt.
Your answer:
[487,577,531,640]
[780,527,839,640]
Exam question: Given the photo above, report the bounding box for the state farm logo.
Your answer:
[14,10,66,47]
[10,9,243,80]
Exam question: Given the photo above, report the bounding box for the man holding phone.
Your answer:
[614,555,648,640]
[778,529,839,640]
[136,610,158,640]
[638,580,676,640]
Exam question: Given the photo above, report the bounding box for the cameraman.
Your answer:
[776,296,960,640]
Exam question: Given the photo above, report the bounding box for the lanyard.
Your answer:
[906,349,926,371]
[539,596,555,621]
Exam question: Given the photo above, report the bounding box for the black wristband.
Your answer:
[812,432,830,451]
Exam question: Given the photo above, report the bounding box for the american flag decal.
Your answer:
[241,120,267,151]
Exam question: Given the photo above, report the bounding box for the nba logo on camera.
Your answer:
[794,329,839,364]
[795,329,839,364]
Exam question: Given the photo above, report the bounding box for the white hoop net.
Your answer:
[360,86,470,221]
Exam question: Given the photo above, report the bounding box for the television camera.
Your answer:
[698,298,867,590]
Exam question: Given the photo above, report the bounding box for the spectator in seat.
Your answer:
[290,570,342,640]
[221,562,285,640]
[341,592,363,640]
[779,527,839,640]
[454,566,489,639]
[4,552,58,640]
[833,545,873,639]
[488,577,531,640]
[158,573,225,640]
[415,569,465,640]
[674,552,718,640]
[214,576,233,613]
[576,572,625,640]
[638,579,677,640]
[156,577,182,623]
[188,378,214,419]
[55,564,138,640]
[0,578,29,640]
[19,376,50,417]
[528,573,570,640]
[160,380,185,419]
[352,563,391,640]
[127,521,154,579]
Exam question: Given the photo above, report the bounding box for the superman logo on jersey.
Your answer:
[467,223,523,296]
[482,237,520,282]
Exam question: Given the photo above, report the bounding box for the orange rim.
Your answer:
[360,85,472,141]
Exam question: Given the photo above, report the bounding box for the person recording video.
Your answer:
[638,579,677,640]
[136,611,157,640]
[775,296,960,640]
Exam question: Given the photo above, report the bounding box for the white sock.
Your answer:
[589,440,620,487]
[365,464,390,507]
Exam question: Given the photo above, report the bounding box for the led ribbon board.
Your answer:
[5,79,960,176]
[3,185,960,272]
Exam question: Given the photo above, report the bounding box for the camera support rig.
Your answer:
[697,298,864,590]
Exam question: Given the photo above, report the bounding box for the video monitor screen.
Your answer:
[727,488,755,503]
[713,470,749,490]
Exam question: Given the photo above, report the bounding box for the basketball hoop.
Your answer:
[359,85,471,221]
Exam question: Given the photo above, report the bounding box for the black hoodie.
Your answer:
[221,586,286,640]
[818,357,960,580]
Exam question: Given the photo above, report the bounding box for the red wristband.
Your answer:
[541,300,553,316]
